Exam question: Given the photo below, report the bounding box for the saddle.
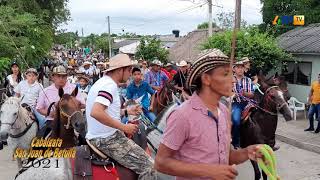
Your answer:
[21,103,36,121]
[73,140,138,180]
[241,103,256,122]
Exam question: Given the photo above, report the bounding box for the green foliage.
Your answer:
[80,33,110,54]
[0,6,53,78]
[261,0,320,36]
[54,31,78,48]
[214,12,247,30]
[197,22,218,29]
[0,57,11,80]
[202,27,292,73]
[135,37,169,63]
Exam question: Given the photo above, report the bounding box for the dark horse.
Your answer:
[240,75,293,180]
[151,81,180,115]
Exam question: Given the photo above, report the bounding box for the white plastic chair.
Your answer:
[287,97,306,121]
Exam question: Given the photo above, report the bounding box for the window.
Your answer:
[282,61,312,86]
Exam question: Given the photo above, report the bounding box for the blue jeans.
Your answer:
[308,104,320,129]
[33,108,46,129]
[231,102,247,148]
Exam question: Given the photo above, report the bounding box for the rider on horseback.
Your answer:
[126,67,156,123]
[86,54,157,180]
[36,66,85,128]
[144,59,169,91]
[232,60,255,149]
[173,60,190,100]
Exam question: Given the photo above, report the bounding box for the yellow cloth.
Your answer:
[311,81,320,104]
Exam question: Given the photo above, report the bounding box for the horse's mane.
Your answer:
[3,97,20,106]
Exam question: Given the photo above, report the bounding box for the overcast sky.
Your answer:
[60,0,263,36]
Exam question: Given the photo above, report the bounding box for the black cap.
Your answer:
[11,61,19,67]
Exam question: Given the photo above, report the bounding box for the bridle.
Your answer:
[58,98,82,130]
[264,86,287,111]
[1,104,35,138]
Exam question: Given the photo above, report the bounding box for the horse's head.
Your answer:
[53,88,86,138]
[0,94,23,140]
[261,83,293,121]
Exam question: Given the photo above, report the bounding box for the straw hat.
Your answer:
[96,62,105,66]
[67,66,74,69]
[25,68,38,76]
[103,54,136,72]
[52,66,67,75]
[151,59,162,66]
[165,63,172,67]
[83,61,92,66]
[176,60,188,67]
[186,49,230,89]
[240,57,250,63]
[78,75,90,82]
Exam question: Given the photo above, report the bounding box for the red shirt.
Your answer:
[161,68,177,80]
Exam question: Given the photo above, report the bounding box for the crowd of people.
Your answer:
[2,45,318,179]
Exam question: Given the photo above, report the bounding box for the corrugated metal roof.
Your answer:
[278,23,320,53]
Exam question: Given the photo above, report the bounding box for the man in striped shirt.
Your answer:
[232,61,254,148]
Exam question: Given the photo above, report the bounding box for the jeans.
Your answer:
[90,131,156,180]
[308,104,320,129]
[231,102,247,148]
[33,108,46,129]
[143,109,156,123]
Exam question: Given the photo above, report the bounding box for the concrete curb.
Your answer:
[276,133,320,154]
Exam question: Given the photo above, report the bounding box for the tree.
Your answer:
[135,37,169,63]
[0,6,53,80]
[197,22,218,29]
[79,33,110,54]
[214,12,247,30]
[260,0,320,35]
[3,0,70,29]
[202,26,292,74]
[54,31,78,48]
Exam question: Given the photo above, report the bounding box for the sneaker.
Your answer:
[315,129,320,133]
[304,128,315,131]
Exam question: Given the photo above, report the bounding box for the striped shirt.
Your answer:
[233,76,254,103]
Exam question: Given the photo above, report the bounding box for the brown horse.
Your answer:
[152,82,179,115]
[240,75,293,180]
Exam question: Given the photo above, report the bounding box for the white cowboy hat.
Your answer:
[240,57,250,63]
[103,54,136,72]
[151,59,162,66]
[83,61,92,66]
[52,66,67,75]
[25,68,39,76]
[165,63,172,67]
[96,62,105,66]
[176,60,188,67]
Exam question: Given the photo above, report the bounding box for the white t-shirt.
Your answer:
[86,76,121,139]
[14,80,43,108]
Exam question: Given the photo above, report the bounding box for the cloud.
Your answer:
[60,0,263,35]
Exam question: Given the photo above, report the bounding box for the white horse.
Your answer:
[0,94,38,168]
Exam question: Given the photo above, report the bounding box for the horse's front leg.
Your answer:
[250,160,261,180]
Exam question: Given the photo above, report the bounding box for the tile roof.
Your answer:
[278,23,320,54]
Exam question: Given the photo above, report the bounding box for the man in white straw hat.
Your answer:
[79,61,94,77]
[173,60,190,99]
[86,54,157,179]
[155,49,263,180]
[144,58,168,91]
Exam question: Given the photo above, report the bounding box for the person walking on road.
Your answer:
[155,49,263,180]
[305,73,320,133]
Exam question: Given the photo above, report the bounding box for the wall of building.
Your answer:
[286,54,320,103]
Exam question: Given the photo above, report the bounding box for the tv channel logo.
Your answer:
[272,15,304,26]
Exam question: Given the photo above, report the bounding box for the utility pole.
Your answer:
[234,0,241,29]
[107,16,112,59]
[230,0,242,63]
[81,28,84,37]
[208,0,212,37]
